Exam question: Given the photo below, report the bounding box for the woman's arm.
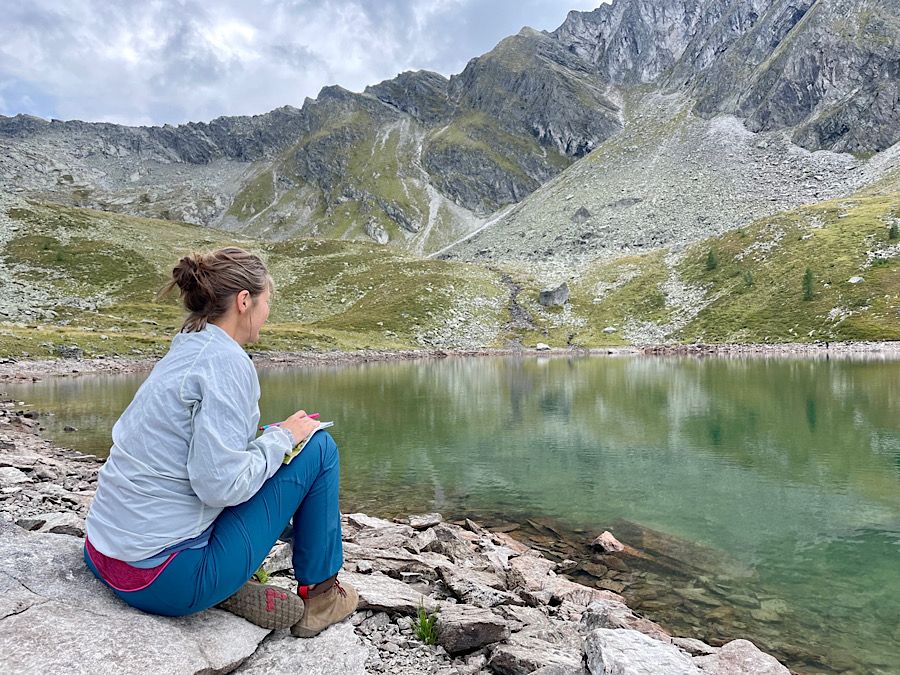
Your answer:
[184,357,293,508]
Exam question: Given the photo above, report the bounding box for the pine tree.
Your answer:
[803,267,814,301]
[705,249,718,271]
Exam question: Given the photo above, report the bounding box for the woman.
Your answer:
[83,247,357,635]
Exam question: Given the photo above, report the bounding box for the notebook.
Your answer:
[283,421,334,464]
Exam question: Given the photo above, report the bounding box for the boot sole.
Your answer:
[218,582,305,630]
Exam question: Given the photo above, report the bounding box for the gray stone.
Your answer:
[581,600,671,643]
[671,637,718,656]
[0,467,31,487]
[234,622,368,674]
[436,603,510,655]
[55,345,83,359]
[35,511,85,537]
[340,570,430,615]
[407,512,444,530]
[0,522,270,674]
[439,566,521,609]
[693,639,790,675]
[488,628,586,675]
[539,283,569,307]
[585,628,700,675]
[590,531,624,553]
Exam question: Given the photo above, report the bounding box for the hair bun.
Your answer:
[172,254,211,312]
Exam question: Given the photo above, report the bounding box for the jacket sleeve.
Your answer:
[184,355,294,508]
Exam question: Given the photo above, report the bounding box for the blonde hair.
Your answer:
[160,247,273,333]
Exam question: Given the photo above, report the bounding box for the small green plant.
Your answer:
[743,271,754,287]
[705,249,718,271]
[803,267,814,301]
[889,222,899,240]
[251,566,269,584]
[414,601,439,645]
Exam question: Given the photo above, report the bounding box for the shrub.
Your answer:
[889,222,899,240]
[705,249,718,271]
[251,566,269,584]
[743,271,754,287]
[803,267,814,301]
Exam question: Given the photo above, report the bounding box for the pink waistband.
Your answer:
[85,537,177,592]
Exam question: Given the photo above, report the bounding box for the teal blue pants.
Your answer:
[84,431,343,616]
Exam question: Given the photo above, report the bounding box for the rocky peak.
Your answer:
[449,26,622,157]
[365,70,452,125]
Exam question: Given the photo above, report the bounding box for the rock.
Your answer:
[36,512,85,537]
[420,523,476,564]
[63,426,77,433]
[263,541,293,574]
[407,512,444,530]
[346,513,400,530]
[439,566,521,609]
[351,523,416,551]
[0,454,42,470]
[602,327,617,334]
[590,532,624,553]
[581,600,671,643]
[0,467,31,487]
[571,207,592,224]
[847,276,864,284]
[584,628,700,675]
[0,521,270,674]
[436,603,510,654]
[693,639,789,675]
[671,637,718,656]
[488,627,586,675]
[342,541,452,581]
[340,570,430,615]
[15,518,45,531]
[55,345,83,360]
[234,622,368,674]
[535,342,552,351]
[539,283,569,307]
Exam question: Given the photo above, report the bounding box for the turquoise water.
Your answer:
[6,355,900,673]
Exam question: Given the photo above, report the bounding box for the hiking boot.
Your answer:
[218,581,305,630]
[290,576,359,637]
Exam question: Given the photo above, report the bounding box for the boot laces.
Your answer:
[333,579,347,597]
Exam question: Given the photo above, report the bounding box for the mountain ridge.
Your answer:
[1,0,898,258]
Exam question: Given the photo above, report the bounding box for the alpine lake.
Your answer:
[7,354,900,674]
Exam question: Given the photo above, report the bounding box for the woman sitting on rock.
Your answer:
[83,247,357,635]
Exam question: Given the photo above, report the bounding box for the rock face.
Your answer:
[554,0,900,155]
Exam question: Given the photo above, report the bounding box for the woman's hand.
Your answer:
[280,410,319,446]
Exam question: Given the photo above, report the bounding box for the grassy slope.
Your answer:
[0,201,506,358]
[2,177,897,358]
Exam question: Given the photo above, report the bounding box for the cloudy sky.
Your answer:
[0,0,603,127]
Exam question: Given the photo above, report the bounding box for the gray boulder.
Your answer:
[539,283,569,307]
[235,623,368,674]
[436,603,511,654]
[0,521,270,674]
[585,628,700,675]
[693,639,790,675]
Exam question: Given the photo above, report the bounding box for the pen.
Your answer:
[259,412,320,431]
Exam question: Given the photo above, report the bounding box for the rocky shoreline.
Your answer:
[2,339,898,383]
[0,397,794,674]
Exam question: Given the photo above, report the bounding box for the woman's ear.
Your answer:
[237,289,251,313]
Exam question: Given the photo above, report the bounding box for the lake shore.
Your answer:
[2,339,898,382]
[0,397,794,674]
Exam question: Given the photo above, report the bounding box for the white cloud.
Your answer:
[0,0,607,125]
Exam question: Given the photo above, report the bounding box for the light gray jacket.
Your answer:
[85,324,294,561]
